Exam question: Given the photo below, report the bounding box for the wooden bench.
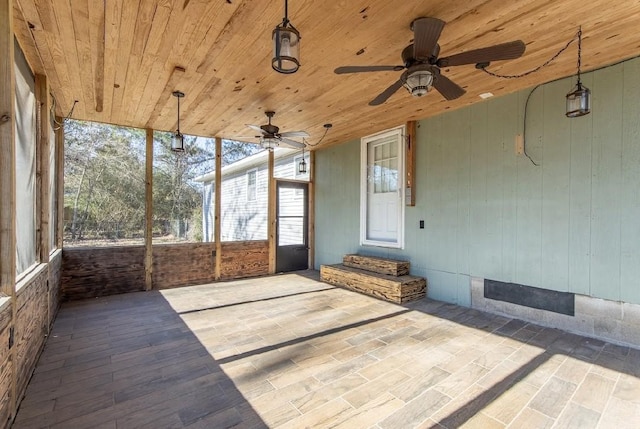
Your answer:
[320,255,426,304]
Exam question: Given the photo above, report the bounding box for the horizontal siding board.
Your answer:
[62,242,269,296]
[153,242,216,289]
[61,246,146,300]
[220,240,269,280]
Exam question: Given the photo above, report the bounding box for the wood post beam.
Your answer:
[214,137,222,280]
[144,128,153,290]
[55,117,64,248]
[35,74,50,262]
[0,0,16,295]
[1,0,17,420]
[268,150,276,274]
[308,150,315,270]
[406,120,416,207]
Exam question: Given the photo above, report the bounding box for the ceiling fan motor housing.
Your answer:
[401,43,440,67]
[261,124,279,135]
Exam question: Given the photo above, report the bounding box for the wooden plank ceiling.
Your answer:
[13,0,640,148]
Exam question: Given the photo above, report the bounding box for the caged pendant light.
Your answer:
[272,0,300,74]
[171,91,185,152]
[298,147,307,174]
[566,27,591,118]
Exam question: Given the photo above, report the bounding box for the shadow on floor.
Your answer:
[13,291,269,428]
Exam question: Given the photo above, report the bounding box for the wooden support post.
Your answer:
[214,137,222,280]
[35,74,50,263]
[1,0,17,420]
[308,150,315,270]
[406,120,416,206]
[55,118,64,248]
[144,128,153,291]
[268,150,276,274]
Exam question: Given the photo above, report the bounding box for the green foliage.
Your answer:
[63,120,262,245]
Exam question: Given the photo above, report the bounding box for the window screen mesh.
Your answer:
[14,39,37,275]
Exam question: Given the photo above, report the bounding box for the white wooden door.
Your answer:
[361,127,404,248]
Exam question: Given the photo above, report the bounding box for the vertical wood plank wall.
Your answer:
[315,56,640,306]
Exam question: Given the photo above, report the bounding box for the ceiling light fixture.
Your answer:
[171,91,185,152]
[402,65,434,97]
[298,147,307,174]
[272,0,300,74]
[261,137,279,151]
[566,27,590,118]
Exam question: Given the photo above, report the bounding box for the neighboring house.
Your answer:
[195,148,309,242]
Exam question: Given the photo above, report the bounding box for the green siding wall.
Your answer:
[316,57,640,306]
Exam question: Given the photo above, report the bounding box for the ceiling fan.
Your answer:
[334,17,526,105]
[246,111,308,149]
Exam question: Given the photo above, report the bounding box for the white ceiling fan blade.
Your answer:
[246,124,267,134]
[225,137,262,144]
[279,130,309,138]
[279,137,305,149]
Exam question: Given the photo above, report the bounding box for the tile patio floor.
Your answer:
[13,271,640,428]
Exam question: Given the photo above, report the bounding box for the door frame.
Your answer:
[360,125,405,249]
[275,179,309,272]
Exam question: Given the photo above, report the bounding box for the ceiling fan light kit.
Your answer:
[261,137,280,151]
[272,0,300,74]
[171,90,185,153]
[402,65,435,97]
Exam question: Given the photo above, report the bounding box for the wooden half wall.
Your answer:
[0,250,62,427]
[61,241,269,300]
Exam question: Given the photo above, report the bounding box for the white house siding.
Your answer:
[202,152,309,242]
[215,166,269,241]
[277,186,305,246]
[202,182,214,242]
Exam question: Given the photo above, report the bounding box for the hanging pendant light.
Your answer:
[298,147,307,174]
[272,0,300,74]
[566,27,590,118]
[171,91,185,152]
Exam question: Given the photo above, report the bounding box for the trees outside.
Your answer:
[64,120,261,247]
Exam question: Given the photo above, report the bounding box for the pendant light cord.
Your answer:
[283,0,288,25]
[51,97,78,130]
[576,27,583,85]
[177,95,181,133]
[304,124,332,147]
[479,29,581,79]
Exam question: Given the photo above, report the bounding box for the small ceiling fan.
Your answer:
[334,17,526,105]
[246,111,308,150]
